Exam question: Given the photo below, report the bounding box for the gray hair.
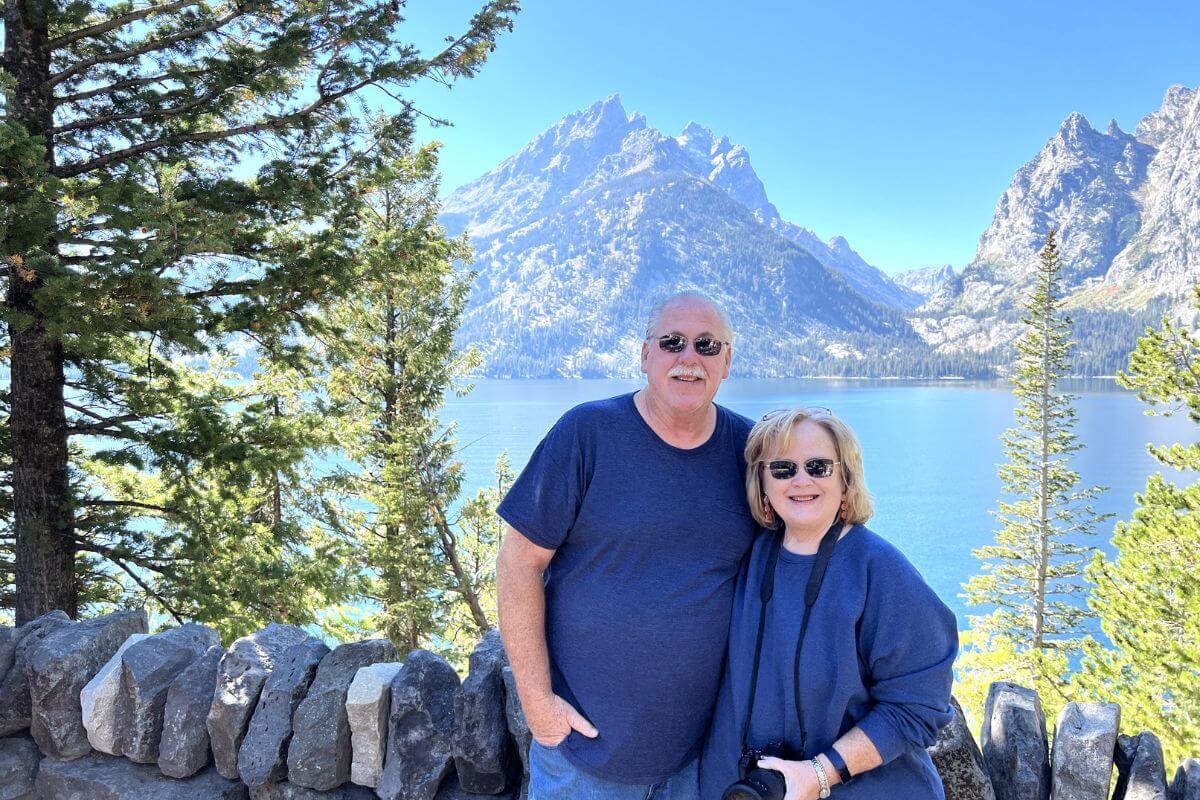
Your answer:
[643,289,734,342]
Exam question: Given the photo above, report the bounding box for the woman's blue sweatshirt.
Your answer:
[699,525,959,799]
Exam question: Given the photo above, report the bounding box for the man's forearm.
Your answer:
[496,540,554,713]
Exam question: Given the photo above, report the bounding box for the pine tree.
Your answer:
[1,0,517,623]
[1075,287,1200,767]
[959,230,1110,717]
[319,134,495,654]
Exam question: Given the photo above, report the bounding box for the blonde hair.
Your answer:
[745,407,874,529]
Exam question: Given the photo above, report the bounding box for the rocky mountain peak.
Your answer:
[828,236,854,255]
[677,121,716,155]
[1135,84,1198,147]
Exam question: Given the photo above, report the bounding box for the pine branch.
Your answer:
[49,0,202,50]
[53,82,235,134]
[47,2,250,89]
[59,70,203,104]
[54,74,377,178]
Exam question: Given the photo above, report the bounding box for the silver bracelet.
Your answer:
[811,757,831,798]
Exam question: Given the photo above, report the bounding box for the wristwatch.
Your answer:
[823,747,853,785]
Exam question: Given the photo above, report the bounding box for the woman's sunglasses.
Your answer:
[765,458,841,479]
[652,333,729,357]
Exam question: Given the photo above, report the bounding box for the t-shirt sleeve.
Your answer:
[496,409,590,550]
[854,546,959,765]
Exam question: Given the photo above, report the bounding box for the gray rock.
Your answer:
[980,682,1049,800]
[928,696,995,800]
[114,624,219,763]
[434,772,520,800]
[238,637,330,791]
[346,662,403,787]
[248,781,377,799]
[23,609,148,759]
[0,613,71,737]
[0,628,16,680]
[207,623,314,780]
[452,630,513,794]
[1114,732,1169,800]
[377,649,461,800]
[0,734,40,800]
[1050,702,1119,800]
[1171,759,1200,800]
[159,645,224,779]
[82,633,151,754]
[287,638,397,791]
[33,751,247,799]
[501,667,530,781]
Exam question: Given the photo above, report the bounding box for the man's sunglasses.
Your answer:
[765,458,841,479]
[652,333,729,357]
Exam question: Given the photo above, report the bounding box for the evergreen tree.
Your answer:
[319,135,495,654]
[1075,287,1200,767]
[1,0,517,623]
[959,230,1109,716]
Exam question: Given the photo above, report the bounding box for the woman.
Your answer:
[699,407,958,800]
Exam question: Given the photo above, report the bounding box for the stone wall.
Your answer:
[0,610,1196,799]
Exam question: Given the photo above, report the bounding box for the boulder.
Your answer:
[980,682,1049,800]
[23,609,148,759]
[158,645,224,779]
[501,667,530,781]
[0,613,72,737]
[207,623,314,780]
[34,751,247,799]
[377,649,461,800]
[114,624,219,763]
[238,638,330,791]
[434,772,520,800]
[248,781,377,799]
[1050,702,1119,800]
[1172,759,1200,800]
[452,630,513,794]
[0,628,16,679]
[1114,732,1169,800]
[287,639,397,791]
[928,696,995,800]
[0,734,40,800]
[345,662,402,788]
[81,633,150,754]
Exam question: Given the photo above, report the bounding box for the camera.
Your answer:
[721,741,790,800]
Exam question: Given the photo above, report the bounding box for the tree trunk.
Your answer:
[5,0,78,622]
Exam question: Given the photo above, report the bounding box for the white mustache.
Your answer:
[668,365,707,380]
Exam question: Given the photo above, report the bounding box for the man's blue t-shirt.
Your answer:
[497,392,757,784]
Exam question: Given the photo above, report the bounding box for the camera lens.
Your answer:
[722,768,787,800]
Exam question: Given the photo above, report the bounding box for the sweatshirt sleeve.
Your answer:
[854,542,959,765]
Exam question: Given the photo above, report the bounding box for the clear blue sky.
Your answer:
[395,1,1200,276]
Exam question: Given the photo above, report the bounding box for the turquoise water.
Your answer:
[441,378,1194,628]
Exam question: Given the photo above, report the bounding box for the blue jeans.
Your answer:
[528,740,700,800]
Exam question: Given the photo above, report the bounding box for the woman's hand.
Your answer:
[756,756,822,800]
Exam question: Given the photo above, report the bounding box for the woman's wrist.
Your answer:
[815,753,840,786]
[809,756,832,797]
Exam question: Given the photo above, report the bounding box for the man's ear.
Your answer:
[640,340,650,374]
[722,344,732,379]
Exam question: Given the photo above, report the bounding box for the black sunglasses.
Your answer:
[765,458,841,479]
[652,333,729,357]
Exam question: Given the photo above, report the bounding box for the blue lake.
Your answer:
[441,378,1194,629]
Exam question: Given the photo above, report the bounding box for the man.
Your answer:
[496,290,758,799]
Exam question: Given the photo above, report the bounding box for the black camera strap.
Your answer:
[738,517,844,757]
